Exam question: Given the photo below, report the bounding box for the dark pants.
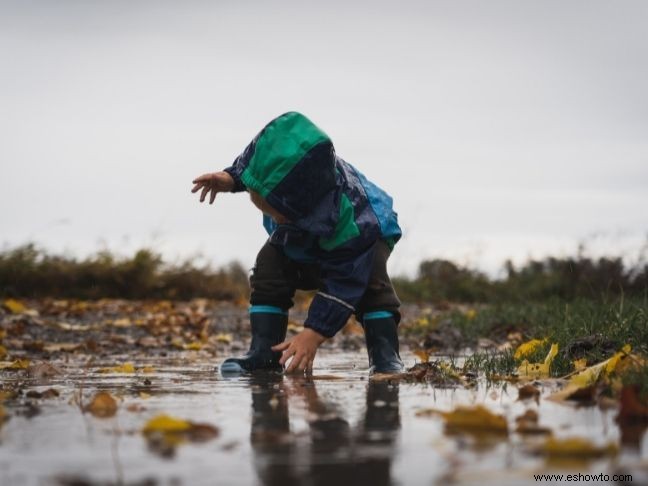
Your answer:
[250,240,401,323]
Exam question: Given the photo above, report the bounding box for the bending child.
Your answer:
[191,112,403,375]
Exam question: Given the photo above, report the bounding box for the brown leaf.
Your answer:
[518,384,540,402]
[85,392,118,418]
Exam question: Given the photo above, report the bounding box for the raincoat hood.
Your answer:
[239,112,341,236]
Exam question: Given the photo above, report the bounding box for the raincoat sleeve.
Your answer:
[304,242,376,338]
[222,137,257,193]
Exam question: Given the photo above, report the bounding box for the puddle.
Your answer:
[1,351,647,485]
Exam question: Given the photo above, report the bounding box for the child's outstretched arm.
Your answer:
[191,171,235,204]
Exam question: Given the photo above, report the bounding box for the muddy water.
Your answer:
[1,351,646,486]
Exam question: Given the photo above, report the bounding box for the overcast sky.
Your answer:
[1,0,647,276]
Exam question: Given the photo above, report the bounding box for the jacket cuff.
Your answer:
[223,167,246,193]
[304,293,353,338]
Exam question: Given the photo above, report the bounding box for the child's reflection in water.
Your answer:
[249,374,400,486]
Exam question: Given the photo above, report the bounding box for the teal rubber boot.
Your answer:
[220,308,288,374]
[362,312,404,374]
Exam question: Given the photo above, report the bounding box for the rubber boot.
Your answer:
[362,312,404,374]
[219,308,288,374]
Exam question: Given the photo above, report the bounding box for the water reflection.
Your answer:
[249,374,400,486]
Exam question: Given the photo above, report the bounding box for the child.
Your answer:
[191,112,403,375]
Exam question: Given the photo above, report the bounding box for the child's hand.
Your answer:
[191,171,235,204]
[272,328,327,374]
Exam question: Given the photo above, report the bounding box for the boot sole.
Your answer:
[219,361,247,374]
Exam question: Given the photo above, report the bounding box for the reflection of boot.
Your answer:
[220,309,287,374]
[362,313,404,374]
[362,382,401,443]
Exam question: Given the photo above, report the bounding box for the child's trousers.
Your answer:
[249,239,401,323]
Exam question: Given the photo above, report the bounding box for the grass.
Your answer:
[405,297,648,379]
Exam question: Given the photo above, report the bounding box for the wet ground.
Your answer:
[1,349,647,486]
[1,300,647,485]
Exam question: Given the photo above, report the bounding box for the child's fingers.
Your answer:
[279,346,295,366]
[271,341,290,352]
[285,352,304,373]
[200,185,210,202]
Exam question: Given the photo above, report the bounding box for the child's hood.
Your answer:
[240,112,341,236]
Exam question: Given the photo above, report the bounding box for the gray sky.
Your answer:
[1,0,647,276]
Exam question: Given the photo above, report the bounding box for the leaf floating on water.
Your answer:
[518,384,541,402]
[143,414,192,433]
[85,392,118,418]
[0,359,31,370]
[100,362,136,374]
[538,436,618,459]
[417,405,508,435]
[517,343,558,378]
[514,338,547,361]
[142,414,220,457]
[515,409,552,435]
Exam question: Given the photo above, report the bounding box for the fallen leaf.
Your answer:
[616,385,648,422]
[573,358,587,371]
[413,349,430,363]
[26,388,60,399]
[548,345,632,401]
[85,392,118,418]
[126,403,146,413]
[143,414,192,434]
[183,342,203,351]
[3,299,27,314]
[417,404,508,435]
[100,362,136,373]
[0,346,6,360]
[538,436,618,459]
[518,384,541,402]
[141,366,155,374]
[214,333,233,344]
[0,359,31,370]
[515,409,552,435]
[517,343,559,378]
[514,338,547,360]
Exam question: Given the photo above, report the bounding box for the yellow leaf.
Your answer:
[141,366,155,374]
[112,318,132,327]
[214,333,232,344]
[417,405,508,435]
[572,344,631,388]
[85,392,118,418]
[139,392,151,399]
[142,414,192,434]
[539,436,618,459]
[514,338,547,360]
[3,299,26,314]
[183,341,203,351]
[572,358,587,371]
[413,349,430,363]
[0,359,31,370]
[517,343,558,378]
[465,309,477,320]
[100,362,135,373]
[548,345,632,402]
